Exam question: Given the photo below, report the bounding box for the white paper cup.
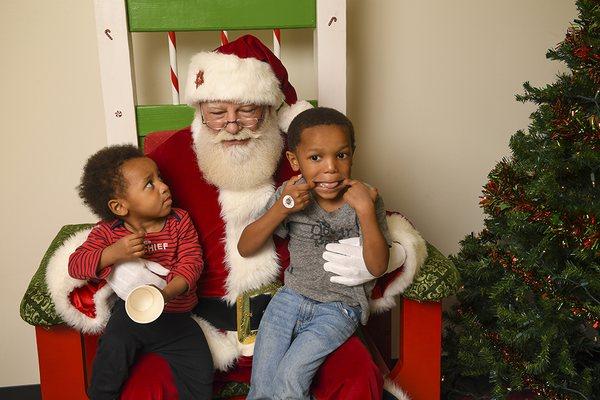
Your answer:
[125,285,165,324]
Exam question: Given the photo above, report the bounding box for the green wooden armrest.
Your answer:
[403,242,461,302]
[20,224,94,327]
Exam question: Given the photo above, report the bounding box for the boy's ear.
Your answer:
[286,151,301,172]
[108,198,128,217]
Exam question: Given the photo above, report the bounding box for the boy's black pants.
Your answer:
[88,300,213,400]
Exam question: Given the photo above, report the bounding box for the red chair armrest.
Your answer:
[387,298,442,400]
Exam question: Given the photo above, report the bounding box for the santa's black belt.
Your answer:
[193,294,272,332]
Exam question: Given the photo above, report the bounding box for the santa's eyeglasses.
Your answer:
[200,106,264,131]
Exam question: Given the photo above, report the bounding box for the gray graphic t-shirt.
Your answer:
[266,181,392,324]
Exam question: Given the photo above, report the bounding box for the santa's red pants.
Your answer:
[121,335,382,399]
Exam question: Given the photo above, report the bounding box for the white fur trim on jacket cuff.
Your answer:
[370,213,428,314]
[46,228,115,334]
[192,315,251,372]
[277,100,313,133]
[384,378,411,400]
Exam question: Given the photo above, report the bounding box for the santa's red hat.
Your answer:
[185,34,312,132]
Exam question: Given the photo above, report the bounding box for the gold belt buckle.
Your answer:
[236,282,281,344]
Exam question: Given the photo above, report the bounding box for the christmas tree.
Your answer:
[443,1,600,399]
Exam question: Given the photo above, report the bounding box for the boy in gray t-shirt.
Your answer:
[239,107,391,400]
[264,179,391,326]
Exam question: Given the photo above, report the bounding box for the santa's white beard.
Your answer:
[192,109,284,191]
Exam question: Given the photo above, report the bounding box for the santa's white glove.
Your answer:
[323,237,407,287]
[107,259,169,300]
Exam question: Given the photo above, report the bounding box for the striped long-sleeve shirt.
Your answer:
[68,208,203,312]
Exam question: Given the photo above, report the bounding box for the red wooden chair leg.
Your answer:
[36,325,90,400]
[387,298,442,400]
[35,325,99,400]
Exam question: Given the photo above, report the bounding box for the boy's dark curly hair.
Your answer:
[78,144,144,221]
[287,107,355,151]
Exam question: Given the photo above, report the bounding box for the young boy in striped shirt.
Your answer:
[69,145,213,400]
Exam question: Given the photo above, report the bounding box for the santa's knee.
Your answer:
[311,338,383,400]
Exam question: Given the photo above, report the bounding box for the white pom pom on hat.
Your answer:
[277,100,314,133]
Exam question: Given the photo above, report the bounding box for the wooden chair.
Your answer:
[31,1,445,399]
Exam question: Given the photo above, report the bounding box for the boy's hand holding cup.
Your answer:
[107,259,170,324]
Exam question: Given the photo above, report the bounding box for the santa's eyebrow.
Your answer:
[204,105,226,111]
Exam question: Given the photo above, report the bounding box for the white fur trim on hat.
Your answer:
[46,228,116,334]
[277,100,313,133]
[185,52,284,106]
[370,213,428,314]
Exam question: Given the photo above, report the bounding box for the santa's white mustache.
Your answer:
[210,128,262,144]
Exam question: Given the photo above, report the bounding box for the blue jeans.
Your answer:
[248,286,361,400]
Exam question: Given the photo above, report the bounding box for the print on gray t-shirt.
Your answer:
[266,180,392,324]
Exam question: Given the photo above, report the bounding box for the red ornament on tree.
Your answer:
[574,45,591,60]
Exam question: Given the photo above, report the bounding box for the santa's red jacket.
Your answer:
[46,127,427,399]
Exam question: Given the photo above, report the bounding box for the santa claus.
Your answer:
[48,35,427,399]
